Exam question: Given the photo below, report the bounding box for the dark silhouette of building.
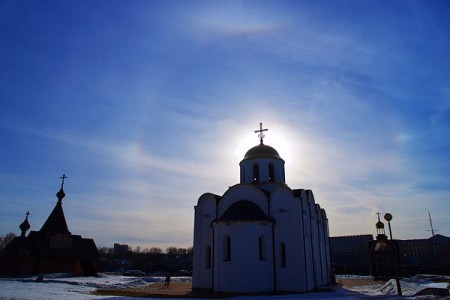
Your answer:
[0,176,99,276]
[331,213,450,277]
[330,235,373,274]
[397,234,450,275]
[369,215,400,280]
[114,243,131,255]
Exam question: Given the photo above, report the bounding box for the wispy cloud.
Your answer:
[1,1,449,248]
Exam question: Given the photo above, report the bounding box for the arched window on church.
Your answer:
[259,235,266,260]
[280,242,287,267]
[206,246,211,269]
[269,164,275,182]
[223,235,231,261]
[253,164,260,183]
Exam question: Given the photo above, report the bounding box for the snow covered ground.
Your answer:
[0,274,449,300]
[340,274,450,299]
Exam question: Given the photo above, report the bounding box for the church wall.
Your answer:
[240,158,285,184]
[302,192,315,291]
[325,213,331,283]
[319,209,331,286]
[218,185,269,217]
[315,204,327,287]
[37,257,78,274]
[192,193,218,290]
[304,192,331,289]
[270,187,307,292]
[0,238,38,276]
[213,222,274,293]
[310,198,321,289]
[311,204,321,287]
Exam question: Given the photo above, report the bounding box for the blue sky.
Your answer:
[1,0,449,249]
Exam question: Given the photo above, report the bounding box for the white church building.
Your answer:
[192,124,331,294]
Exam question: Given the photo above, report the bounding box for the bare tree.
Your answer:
[166,246,178,254]
[0,232,16,250]
[149,247,162,254]
[164,247,193,255]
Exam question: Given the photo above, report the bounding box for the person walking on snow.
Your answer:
[164,274,171,287]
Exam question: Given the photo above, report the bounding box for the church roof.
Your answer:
[243,143,283,161]
[40,188,71,235]
[376,220,384,229]
[40,202,71,235]
[216,200,274,223]
[429,234,450,243]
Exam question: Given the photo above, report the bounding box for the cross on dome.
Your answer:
[56,174,68,204]
[375,211,381,221]
[254,122,268,144]
[60,174,68,188]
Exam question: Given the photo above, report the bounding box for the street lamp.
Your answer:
[384,213,393,240]
[384,212,402,296]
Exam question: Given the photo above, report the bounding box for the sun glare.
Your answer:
[232,124,296,166]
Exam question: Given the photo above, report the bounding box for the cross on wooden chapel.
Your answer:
[60,174,68,188]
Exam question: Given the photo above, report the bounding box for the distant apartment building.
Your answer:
[330,234,450,275]
[397,234,450,275]
[330,235,373,274]
[113,243,131,255]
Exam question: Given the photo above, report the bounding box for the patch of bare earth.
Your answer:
[93,281,212,298]
[94,279,386,298]
[338,278,381,288]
